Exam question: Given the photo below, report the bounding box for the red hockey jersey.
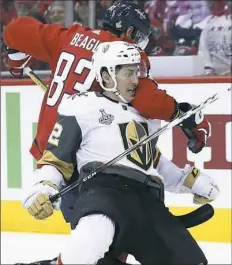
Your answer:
[4,17,175,160]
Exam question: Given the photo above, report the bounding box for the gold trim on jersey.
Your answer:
[38,150,74,180]
[183,167,201,188]
[153,147,161,168]
[118,120,152,171]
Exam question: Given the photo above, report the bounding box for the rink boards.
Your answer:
[1,77,231,243]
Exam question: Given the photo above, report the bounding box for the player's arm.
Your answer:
[132,78,210,153]
[3,16,74,65]
[132,78,176,120]
[150,135,218,204]
[155,153,219,205]
[37,113,81,181]
[22,99,83,220]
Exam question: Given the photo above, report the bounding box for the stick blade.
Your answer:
[176,204,214,228]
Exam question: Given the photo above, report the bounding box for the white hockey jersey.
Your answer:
[38,91,162,184]
[198,15,232,75]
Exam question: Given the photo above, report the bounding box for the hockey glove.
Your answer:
[7,48,32,78]
[187,119,211,153]
[178,102,211,153]
[183,165,219,205]
[22,180,61,220]
[204,66,216,76]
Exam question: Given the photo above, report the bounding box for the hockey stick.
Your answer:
[176,203,214,228]
[24,67,48,91]
[50,85,231,203]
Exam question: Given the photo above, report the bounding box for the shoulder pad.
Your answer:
[58,92,93,116]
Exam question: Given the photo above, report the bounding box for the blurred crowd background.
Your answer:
[0,0,231,75]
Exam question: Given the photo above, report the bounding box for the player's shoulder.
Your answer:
[65,25,119,44]
[65,23,92,36]
[58,91,98,116]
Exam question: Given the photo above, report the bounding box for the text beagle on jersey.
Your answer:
[70,33,100,52]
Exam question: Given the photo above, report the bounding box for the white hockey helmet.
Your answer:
[92,41,141,99]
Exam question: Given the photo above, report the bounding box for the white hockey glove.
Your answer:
[7,48,32,78]
[204,66,216,76]
[183,165,219,205]
[22,180,61,220]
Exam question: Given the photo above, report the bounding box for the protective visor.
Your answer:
[133,29,151,50]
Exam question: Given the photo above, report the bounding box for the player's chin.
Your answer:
[126,91,135,102]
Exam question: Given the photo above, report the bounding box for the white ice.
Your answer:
[1,232,231,264]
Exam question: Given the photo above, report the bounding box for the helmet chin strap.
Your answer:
[110,73,130,103]
[99,73,130,104]
[113,90,130,104]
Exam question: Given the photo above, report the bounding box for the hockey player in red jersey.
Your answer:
[4,2,211,265]
[4,2,210,161]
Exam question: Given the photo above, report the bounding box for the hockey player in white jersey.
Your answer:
[198,1,232,75]
[22,41,218,264]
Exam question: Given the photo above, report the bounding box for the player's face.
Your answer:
[189,1,210,24]
[14,2,34,17]
[116,64,139,102]
[49,4,65,26]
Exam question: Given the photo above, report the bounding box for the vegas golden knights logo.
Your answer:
[118,120,152,170]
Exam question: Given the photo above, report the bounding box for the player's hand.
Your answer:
[204,66,216,76]
[7,48,32,78]
[178,102,211,153]
[183,166,219,205]
[22,181,61,220]
[187,119,211,153]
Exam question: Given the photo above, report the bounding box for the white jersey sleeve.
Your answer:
[155,154,189,193]
[37,93,90,181]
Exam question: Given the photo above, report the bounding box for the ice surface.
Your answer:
[1,232,231,264]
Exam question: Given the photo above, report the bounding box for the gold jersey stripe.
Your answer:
[153,147,161,168]
[37,150,74,180]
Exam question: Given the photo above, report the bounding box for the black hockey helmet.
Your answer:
[102,1,152,49]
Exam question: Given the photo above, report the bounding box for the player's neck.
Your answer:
[103,91,124,103]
